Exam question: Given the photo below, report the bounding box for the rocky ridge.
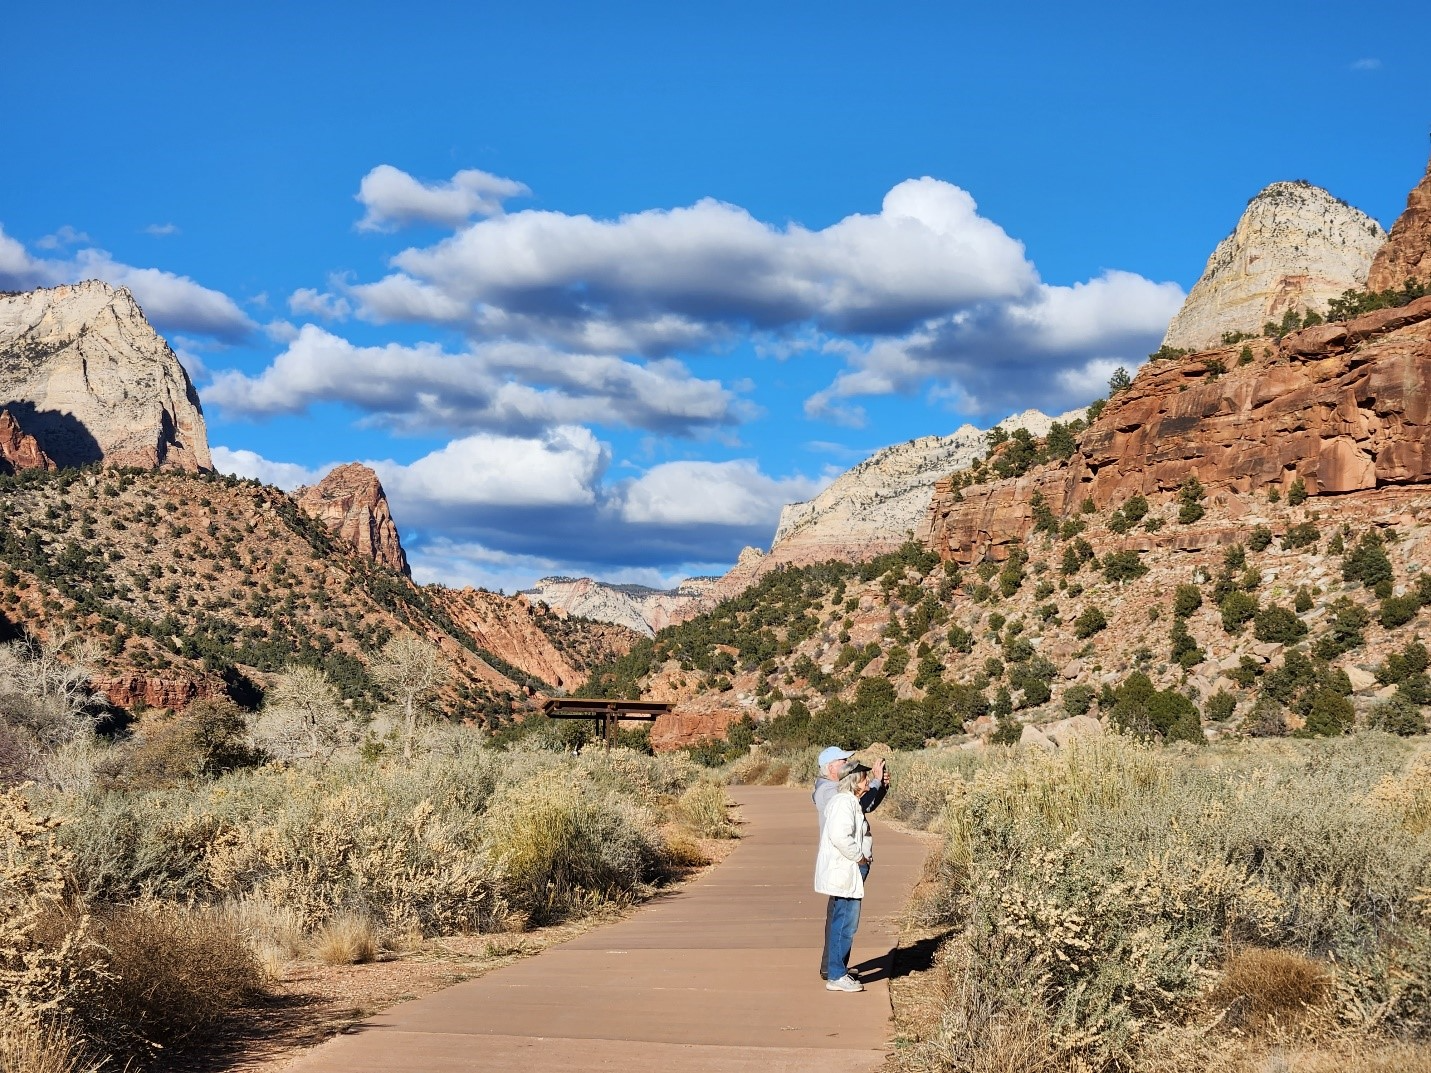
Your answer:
[433,587,636,692]
[296,463,410,576]
[925,296,1431,563]
[0,281,212,470]
[1161,181,1385,352]
[1367,152,1431,292]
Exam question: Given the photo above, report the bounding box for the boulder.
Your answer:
[1044,714,1103,748]
[1019,724,1055,752]
[1344,665,1378,694]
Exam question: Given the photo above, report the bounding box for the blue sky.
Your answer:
[4,1,1429,592]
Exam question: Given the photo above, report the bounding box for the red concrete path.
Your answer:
[282,785,930,1073]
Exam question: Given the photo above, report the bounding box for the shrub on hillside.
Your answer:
[1172,583,1203,618]
[1220,591,1259,634]
[1073,606,1107,639]
[1253,604,1308,644]
[1380,594,1421,629]
[1101,550,1147,582]
[1108,673,1205,744]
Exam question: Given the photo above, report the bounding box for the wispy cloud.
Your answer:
[35,225,92,250]
[143,222,181,236]
[1350,58,1382,71]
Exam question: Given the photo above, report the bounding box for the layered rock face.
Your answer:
[1161,182,1386,352]
[1367,153,1431,292]
[0,281,212,470]
[523,575,720,637]
[772,409,1074,557]
[433,590,591,691]
[295,463,410,575]
[925,297,1431,562]
[0,408,54,474]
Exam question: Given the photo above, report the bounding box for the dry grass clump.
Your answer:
[678,780,735,837]
[0,1021,100,1073]
[87,901,264,1052]
[312,913,380,965]
[1205,947,1334,1035]
[660,827,711,868]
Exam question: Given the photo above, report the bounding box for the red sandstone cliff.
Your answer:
[296,463,410,575]
[1368,152,1431,293]
[923,296,1431,562]
[0,409,55,474]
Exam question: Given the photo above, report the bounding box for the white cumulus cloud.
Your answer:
[352,177,1036,347]
[203,325,745,437]
[356,164,530,232]
[210,446,330,491]
[288,287,351,321]
[620,459,825,526]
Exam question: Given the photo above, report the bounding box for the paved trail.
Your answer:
[284,786,929,1073]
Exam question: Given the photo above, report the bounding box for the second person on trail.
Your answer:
[813,745,887,981]
[815,758,874,993]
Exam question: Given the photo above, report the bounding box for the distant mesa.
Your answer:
[1367,150,1431,293]
[0,280,213,471]
[1162,181,1386,353]
[295,462,411,576]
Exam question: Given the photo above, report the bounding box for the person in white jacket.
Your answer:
[814,760,873,992]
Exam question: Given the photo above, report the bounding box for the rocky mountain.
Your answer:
[1368,151,1431,292]
[0,281,212,470]
[1161,181,1386,351]
[522,575,722,637]
[434,588,636,692]
[296,463,410,576]
[772,408,1079,556]
[0,467,636,719]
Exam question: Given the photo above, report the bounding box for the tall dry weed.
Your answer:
[0,790,100,1033]
[678,780,735,838]
[0,1021,99,1073]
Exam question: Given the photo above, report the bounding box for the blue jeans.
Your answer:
[821,861,869,979]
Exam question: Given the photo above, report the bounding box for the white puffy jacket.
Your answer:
[814,791,871,898]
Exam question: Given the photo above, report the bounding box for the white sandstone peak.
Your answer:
[1162,180,1386,352]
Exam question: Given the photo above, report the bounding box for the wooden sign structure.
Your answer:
[541,697,672,747]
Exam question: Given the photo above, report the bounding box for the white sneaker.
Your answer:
[825,974,864,992]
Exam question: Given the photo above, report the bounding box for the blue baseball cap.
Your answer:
[818,746,855,767]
